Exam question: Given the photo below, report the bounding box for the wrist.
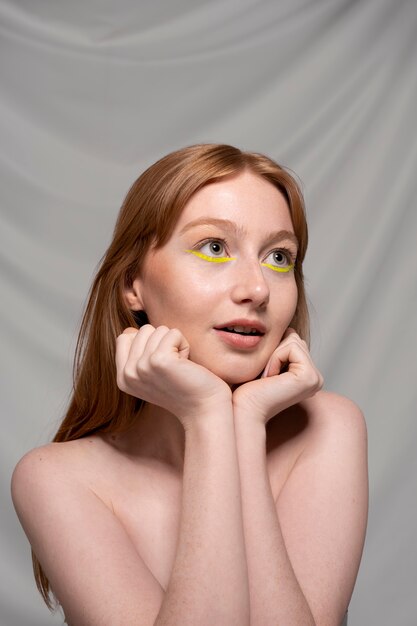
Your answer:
[182,399,234,434]
[233,414,267,464]
[233,410,267,438]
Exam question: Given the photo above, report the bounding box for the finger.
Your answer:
[262,344,290,378]
[128,323,158,357]
[123,327,140,335]
[115,327,139,371]
[262,350,285,378]
[281,328,308,348]
[264,340,312,377]
[282,327,297,339]
[263,331,309,377]
[271,341,322,392]
[115,325,153,376]
[277,330,310,357]
[156,328,190,360]
[140,325,172,359]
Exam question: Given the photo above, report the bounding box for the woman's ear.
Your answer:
[123,278,144,311]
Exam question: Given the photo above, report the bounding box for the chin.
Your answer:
[190,350,267,386]
[211,364,264,386]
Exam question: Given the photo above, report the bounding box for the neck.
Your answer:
[104,402,186,473]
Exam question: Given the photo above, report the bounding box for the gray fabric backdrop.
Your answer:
[1,1,416,624]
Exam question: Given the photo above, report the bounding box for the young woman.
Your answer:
[11,143,368,626]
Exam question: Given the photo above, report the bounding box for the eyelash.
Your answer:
[194,237,230,255]
[194,238,297,265]
[266,247,297,266]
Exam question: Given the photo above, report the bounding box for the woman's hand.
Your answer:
[116,325,232,429]
[232,328,323,426]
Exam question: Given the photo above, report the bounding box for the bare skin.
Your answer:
[12,389,367,626]
[11,171,368,625]
[34,399,312,592]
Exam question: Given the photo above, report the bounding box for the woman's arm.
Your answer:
[116,325,250,624]
[12,411,250,626]
[156,407,250,626]
[12,326,251,625]
[234,393,367,626]
[234,414,316,626]
[232,329,368,626]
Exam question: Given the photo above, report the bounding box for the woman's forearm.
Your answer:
[155,407,250,626]
[234,415,315,626]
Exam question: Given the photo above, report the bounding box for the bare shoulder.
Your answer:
[13,439,85,469]
[12,439,94,496]
[298,389,368,452]
[266,391,367,500]
[267,390,367,469]
[303,388,365,421]
[301,391,364,423]
[11,440,166,625]
[12,441,76,494]
[11,441,88,532]
[11,436,123,526]
[273,391,368,625]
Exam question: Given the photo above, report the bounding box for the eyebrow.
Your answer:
[179,217,299,250]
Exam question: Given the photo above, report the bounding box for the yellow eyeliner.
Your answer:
[261,262,294,273]
[185,249,235,263]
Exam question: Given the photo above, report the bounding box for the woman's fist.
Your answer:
[115,325,232,429]
[232,328,323,425]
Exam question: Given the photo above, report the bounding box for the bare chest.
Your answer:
[92,457,294,590]
[113,476,182,590]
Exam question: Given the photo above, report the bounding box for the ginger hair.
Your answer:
[33,143,309,609]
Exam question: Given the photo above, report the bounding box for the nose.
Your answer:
[230,258,270,308]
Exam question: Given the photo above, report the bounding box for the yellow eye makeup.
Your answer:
[261,262,294,273]
[185,249,235,263]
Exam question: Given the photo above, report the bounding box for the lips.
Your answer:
[221,325,261,335]
[213,319,266,350]
[214,319,266,335]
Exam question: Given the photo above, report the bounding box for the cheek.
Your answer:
[142,265,222,326]
[289,282,299,320]
[271,281,298,330]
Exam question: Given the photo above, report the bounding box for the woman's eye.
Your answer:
[263,249,295,271]
[267,250,289,266]
[200,240,226,256]
[185,239,234,263]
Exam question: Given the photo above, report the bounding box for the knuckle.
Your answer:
[122,327,138,336]
[305,369,320,389]
[116,374,126,392]
[313,372,322,389]
[116,368,133,392]
[137,358,151,377]
[149,351,168,369]
[124,364,139,383]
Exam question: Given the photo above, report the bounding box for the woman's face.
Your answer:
[128,170,299,385]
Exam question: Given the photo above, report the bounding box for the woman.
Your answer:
[11,143,368,626]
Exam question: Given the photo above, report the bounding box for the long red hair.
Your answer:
[33,143,309,609]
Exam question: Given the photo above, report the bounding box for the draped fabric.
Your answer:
[1,1,416,624]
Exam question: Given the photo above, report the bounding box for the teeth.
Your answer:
[226,326,259,335]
